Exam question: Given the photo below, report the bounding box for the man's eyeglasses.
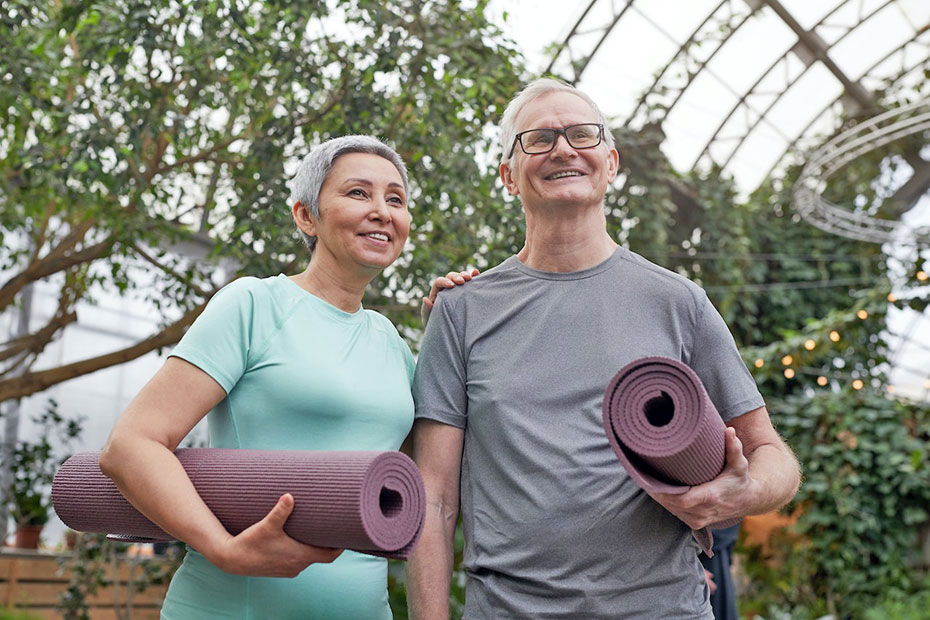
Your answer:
[508,123,604,158]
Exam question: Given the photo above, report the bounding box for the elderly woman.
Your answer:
[100,135,472,619]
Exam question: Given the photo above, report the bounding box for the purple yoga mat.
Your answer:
[52,449,425,560]
[602,356,739,555]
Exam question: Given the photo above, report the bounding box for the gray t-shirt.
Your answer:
[413,247,764,619]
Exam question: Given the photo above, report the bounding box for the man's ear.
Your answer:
[292,201,317,237]
[606,148,620,183]
[500,162,519,196]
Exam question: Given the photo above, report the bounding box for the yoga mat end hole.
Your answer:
[644,391,675,427]
[380,488,403,518]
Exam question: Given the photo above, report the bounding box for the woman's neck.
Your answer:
[290,258,373,313]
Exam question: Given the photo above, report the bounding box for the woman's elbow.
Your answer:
[98,437,122,481]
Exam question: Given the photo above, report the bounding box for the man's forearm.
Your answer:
[743,438,801,515]
[406,506,457,620]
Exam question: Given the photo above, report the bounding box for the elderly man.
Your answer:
[406,78,800,619]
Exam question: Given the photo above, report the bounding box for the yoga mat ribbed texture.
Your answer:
[602,356,740,554]
[52,449,425,560]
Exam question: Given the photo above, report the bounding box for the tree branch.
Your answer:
[131,242,211,298]
[0,300,209,403]
[0,233,112,313]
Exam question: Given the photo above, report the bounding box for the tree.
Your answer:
[0,0,524,402]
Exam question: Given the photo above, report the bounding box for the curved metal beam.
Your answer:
[765,27,930,183]
[544,0,638,84]
[715,0,897,171]
[626,0,755,125]
[693,0,885,169]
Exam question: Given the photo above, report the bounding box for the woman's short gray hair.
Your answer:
[288,135,409,252]
[499,78,615,165]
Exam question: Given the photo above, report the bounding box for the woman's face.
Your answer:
[306,152,411,274]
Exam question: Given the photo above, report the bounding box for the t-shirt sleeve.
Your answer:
[686,292,765,421]
[412,293,468,428]
[169,278,259,393]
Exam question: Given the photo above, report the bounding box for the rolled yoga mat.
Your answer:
[601,356,740,555]
[52,449,425,560]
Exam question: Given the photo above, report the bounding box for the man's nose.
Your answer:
[549,133,575,157]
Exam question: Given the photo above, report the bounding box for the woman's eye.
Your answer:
[349,188,368,197]
[388,195,405,205]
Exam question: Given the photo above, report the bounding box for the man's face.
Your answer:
[500,91,619,212]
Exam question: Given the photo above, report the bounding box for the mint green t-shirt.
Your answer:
[160,274,415,620]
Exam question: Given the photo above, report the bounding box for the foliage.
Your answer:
[7,399,82,526]
[0,0,524,402]
[738,389,930,617]
[57,533,183,620]
[861,574,930,620]
[0,609,43,620]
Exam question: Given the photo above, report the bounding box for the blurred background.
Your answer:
[2,1,929,618]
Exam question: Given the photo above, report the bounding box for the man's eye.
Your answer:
[526,131,553,146]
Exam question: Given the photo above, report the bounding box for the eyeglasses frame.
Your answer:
[507,123,606,159]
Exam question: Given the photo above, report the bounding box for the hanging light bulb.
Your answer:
[782,354,793,366]
[857,310,869,320]
[917,270,928,282]
[754,358,764,368]
[852,379,864,390]
[784,368,795,379]
[887,293,897,303]
[804,339,816,350]
[817,376,828,386]
[830,331,840,342]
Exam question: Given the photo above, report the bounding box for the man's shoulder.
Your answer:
[616,248,705,303]
[434,257,523,302]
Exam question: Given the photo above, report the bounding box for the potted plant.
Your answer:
[6,400,82,549]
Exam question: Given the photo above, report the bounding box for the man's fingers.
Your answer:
[725,427,747,470]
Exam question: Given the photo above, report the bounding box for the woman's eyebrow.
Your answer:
[342,178,404,191]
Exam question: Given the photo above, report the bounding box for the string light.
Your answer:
[852,379,864,390]
[830,331,840,342]
[887,293,897,302]
[804,339,816,350]
[754,358,764,368]
[918,270,928,282]
[857,310,869,320]
[782,355,793,366]
[817,376,828,386]
[784,368,795,379]
[887,385,895,394]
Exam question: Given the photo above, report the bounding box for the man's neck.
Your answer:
[517,205,617,273]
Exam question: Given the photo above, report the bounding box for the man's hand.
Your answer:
[649,427,756,529]
[210,493,343,577]
[420,269,480,325]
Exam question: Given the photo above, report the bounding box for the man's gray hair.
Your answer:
[499,78,615,165]
[288,135,409,252]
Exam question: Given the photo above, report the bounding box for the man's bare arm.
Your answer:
[406,419,465,620]
[651,406,801,529]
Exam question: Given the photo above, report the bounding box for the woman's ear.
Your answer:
[292,201,316,236]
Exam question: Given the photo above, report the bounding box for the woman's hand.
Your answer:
[209,493,343,577]
[420,269,480,325]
